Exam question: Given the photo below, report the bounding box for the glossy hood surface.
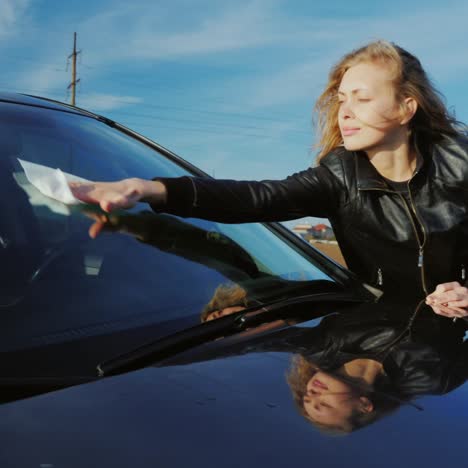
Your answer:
[1,303,467,468]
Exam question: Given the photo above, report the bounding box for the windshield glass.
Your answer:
[0,101,345,362]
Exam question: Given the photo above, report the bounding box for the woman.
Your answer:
[70,40,468,317]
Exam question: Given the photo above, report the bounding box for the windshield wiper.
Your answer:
[97,290,363,377]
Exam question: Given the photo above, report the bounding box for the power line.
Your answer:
[0,85,312,138]
[2,53,306,123]
[119,120,310,141]
[105,99,305,123]
[0,83,306,125]
[77,75,306,122]
[0,90,311,142]
[1,55,67,71]
[0,85,70,102]
[0,85,68,101]
[2,75,307,126]
[109,110,310,135]
[1,54,67,69]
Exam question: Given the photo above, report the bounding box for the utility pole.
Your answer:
[67,32,81,106]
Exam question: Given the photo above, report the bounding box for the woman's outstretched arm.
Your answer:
[70,153,345,223]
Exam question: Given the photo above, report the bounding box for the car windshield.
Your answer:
[0,100,351,362]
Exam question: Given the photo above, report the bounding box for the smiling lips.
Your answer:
[312,378,328,391]
[342,127,360,136]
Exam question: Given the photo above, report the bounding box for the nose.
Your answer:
[303,394,327,413]
[339,100,355,120]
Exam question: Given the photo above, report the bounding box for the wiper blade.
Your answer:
[97,290,363,377]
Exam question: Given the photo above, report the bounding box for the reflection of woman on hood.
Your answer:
[166,300,468,433]
[288,355,393,433]
[284,302,468,433]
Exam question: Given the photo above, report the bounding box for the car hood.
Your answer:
[0,306,467,468]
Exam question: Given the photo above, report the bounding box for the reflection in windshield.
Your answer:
[1,101,346,358]
[81,208,261,282]
[200,284,249,322]
[80,208,345,313]
[164,299,468,434]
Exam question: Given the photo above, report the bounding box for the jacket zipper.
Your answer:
[396,193,427,294]
[358,185,428,295]
[406,177,428,294]
[461,264,466,282]
[377,267,383,286]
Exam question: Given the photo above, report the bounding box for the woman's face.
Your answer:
[303,371,371,429]
[337,61,407,155]
[204,306,245,322]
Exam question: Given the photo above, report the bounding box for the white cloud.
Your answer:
[76,93,143,112]
[209,3,468,111]
[14,62,70,98]
[77,0,282,64]
[0,0,30,37]
[6,0,468,116]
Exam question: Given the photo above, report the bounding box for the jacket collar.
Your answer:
[355,151,388,190]
[355,148,426,191]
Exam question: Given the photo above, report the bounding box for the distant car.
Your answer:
[1,93,466,468]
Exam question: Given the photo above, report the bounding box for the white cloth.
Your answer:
[18,158,90,205]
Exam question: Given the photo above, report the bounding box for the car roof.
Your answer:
[0,91,98,118]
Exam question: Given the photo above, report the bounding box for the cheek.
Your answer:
[354,100,401,129]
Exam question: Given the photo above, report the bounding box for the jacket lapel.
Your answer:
[354,151,389,190]
[354,148,426,191]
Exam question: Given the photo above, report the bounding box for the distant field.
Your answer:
[309,241,346,267]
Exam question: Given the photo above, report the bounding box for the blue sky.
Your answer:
[1,0,467,227]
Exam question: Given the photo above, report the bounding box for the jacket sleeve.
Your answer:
[150,161,344,223]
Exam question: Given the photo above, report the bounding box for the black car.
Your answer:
[1,93,467,468]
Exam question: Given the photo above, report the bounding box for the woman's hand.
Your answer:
[69,178,166,213]
[425,281,468,319]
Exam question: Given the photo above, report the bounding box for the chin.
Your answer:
[342,140,364,151]
[342,138,377,153]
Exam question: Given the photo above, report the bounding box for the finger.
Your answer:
[426,293,449,304]
[81,211,102,222]
[427,288,462,303]
[434,282,461,294]
[100,200,116,213]
[431,303,466,318]
[429,286,468,306]
[433,291,460,304]
[443,304,468,316]
[446,299,468,309]
[89,221,105,239]
[72,189,100,204]
[454,286,468,296]
[100,194,133,213]
[105,198,139,213]
[430,305,450,317]
[431,306,458,318]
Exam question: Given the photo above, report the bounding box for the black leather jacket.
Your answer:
[154,134,468,298]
